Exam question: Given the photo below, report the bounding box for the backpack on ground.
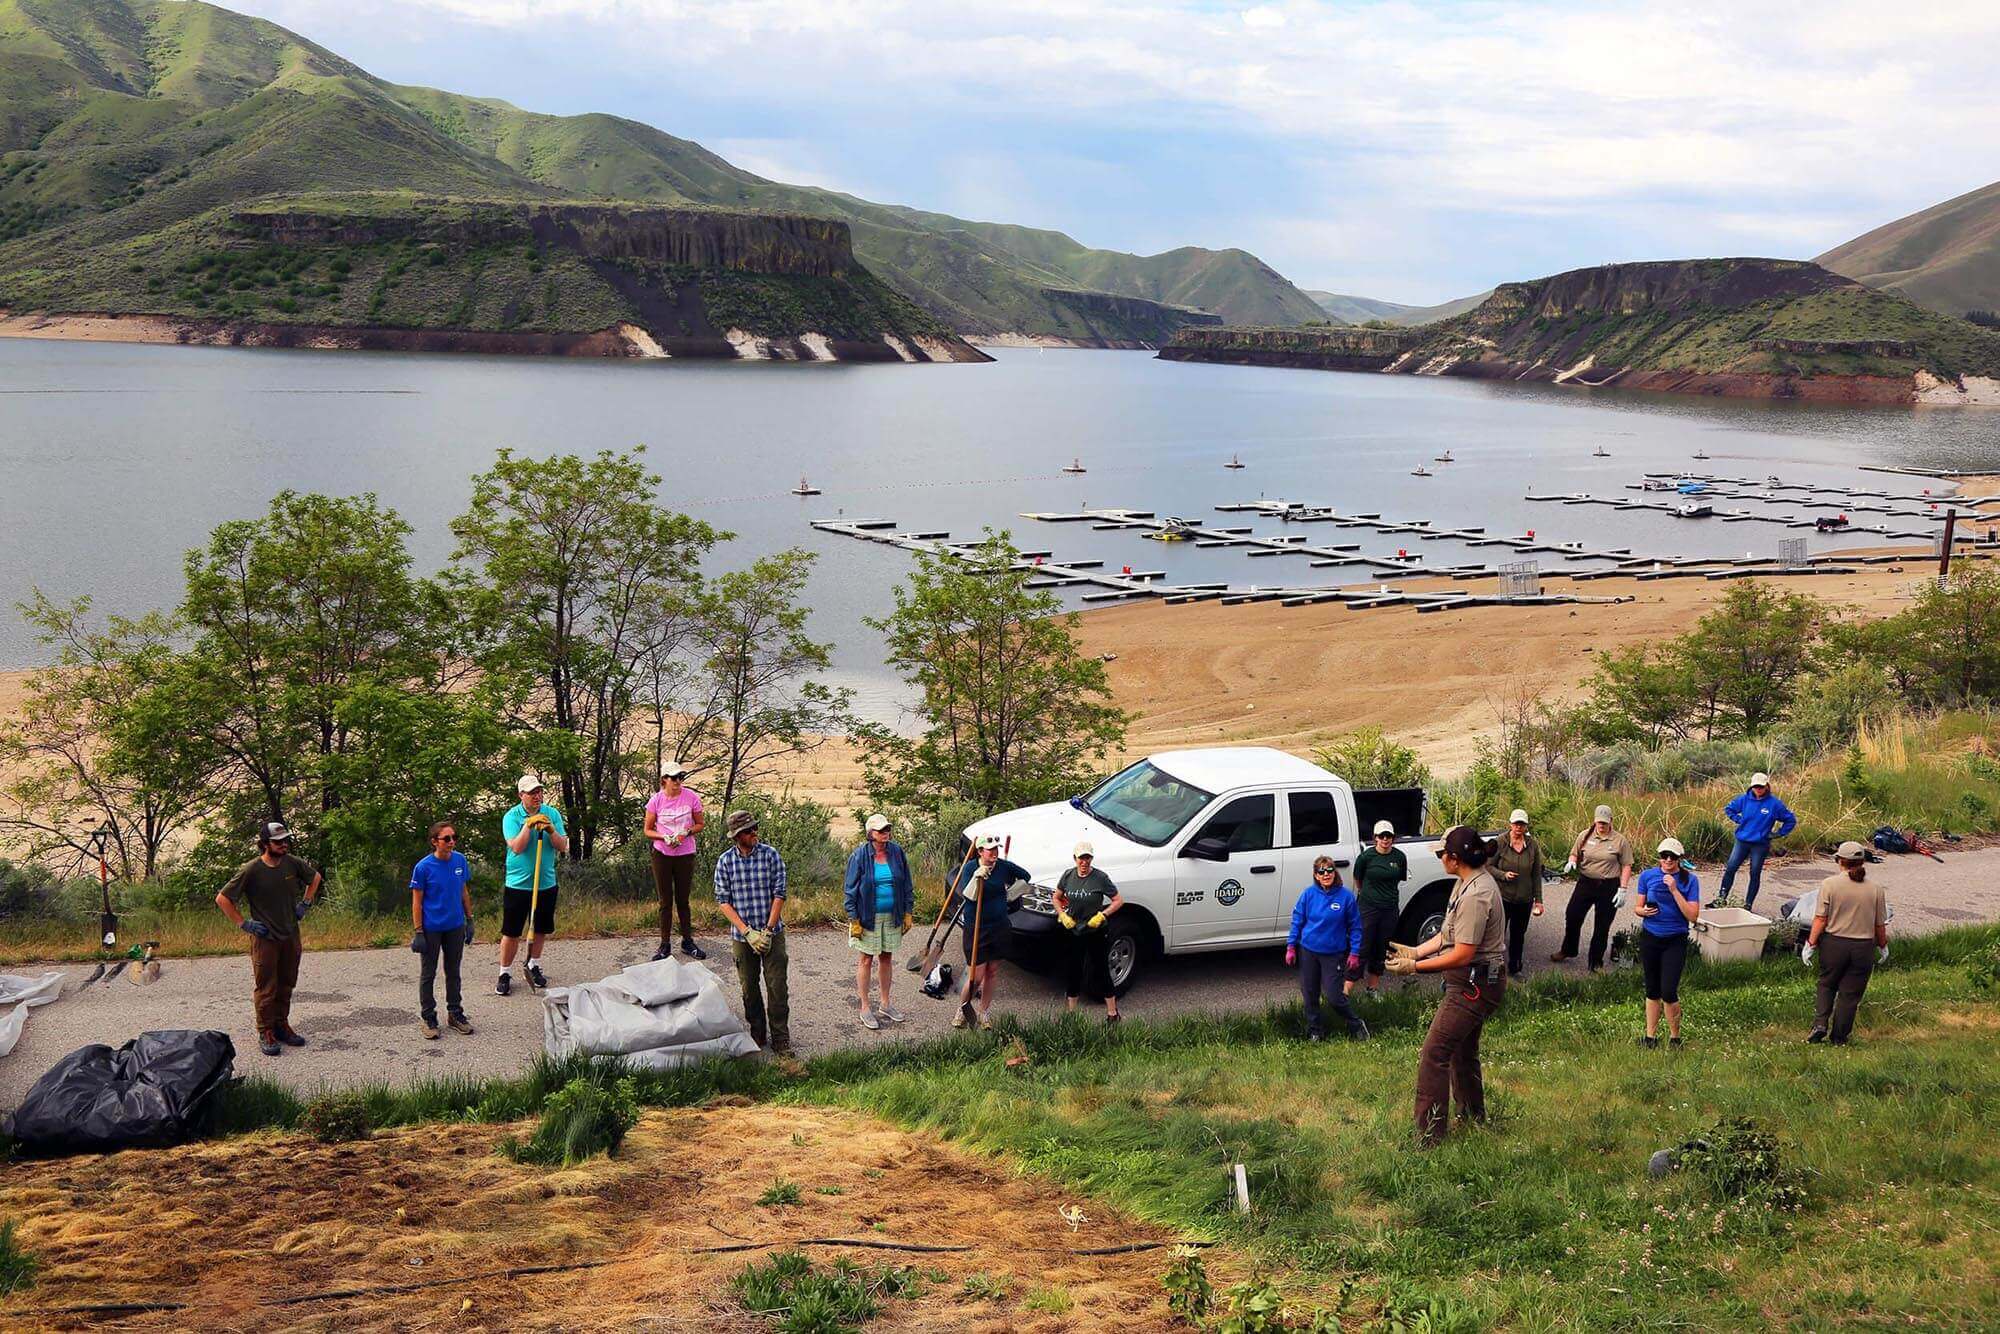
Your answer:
[1870,825,1910,855]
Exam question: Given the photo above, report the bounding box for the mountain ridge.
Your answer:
[1819,178,2000,319]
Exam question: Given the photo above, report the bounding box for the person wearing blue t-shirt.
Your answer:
[1633,837,1702,1049]
[497,774,569,996]
[410,820,476,1039]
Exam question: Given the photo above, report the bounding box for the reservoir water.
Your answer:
[3,339,1997,723]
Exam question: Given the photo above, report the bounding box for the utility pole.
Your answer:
[1939,508,1957,587]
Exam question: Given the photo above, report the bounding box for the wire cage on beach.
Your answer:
[1497,560,1541,598]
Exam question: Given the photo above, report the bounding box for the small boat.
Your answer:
[1224,454,1245,470]
[1676,480,1709,495]
[1673,503,1714,519]
[1692,449,1710,460]
[1592,445,1610,457]
[1814,514,1851,532]
[789,476,821,496]
[1640,478,1675,492]
[1434,449,1455,463]
[1061,457,1087,474]
[1411,464,1432,477]
[1145,518,1197,542]
[1765,475,1783,487]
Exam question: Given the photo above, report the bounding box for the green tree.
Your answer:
[1900,565,2000,705]
[1312,726,1432,788]
[450,448,723,860]
[678,549,853,813]
[1581,645,1700,748]
[1680,582,1824,737]
[863,531,1126,813]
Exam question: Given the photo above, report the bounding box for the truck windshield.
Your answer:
[1082,760,1215,847]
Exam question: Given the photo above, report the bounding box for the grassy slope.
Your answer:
[1820,176,2000,318]
[173,926,2000,1330]
[1412,259,2000,380]
[1305,288,1492,326]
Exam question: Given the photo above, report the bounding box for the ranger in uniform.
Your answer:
[1803,840,1890,1045]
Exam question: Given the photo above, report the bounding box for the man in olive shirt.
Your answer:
[1350,821,1407,998]
[1804,841,1890,1045]
[215,819,322,1057]
[1553,806,1635,972]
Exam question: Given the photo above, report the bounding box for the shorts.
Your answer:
[501,886,558,938]
[962,923,1010,965]
[850,918,903,955]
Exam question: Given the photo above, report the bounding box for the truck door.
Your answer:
[1171,793,1280,947]
[1279,790,1358,938]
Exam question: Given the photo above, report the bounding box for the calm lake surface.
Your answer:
[3,340,1997,722]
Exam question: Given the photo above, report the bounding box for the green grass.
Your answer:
[729,1250,925,1333]
[0,1220,34,1298]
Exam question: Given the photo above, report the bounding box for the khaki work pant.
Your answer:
[1414,973,1505,1145]
[250,932,303,1038]
[1814,934,1875,1042]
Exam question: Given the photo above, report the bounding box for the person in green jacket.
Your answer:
[1490,809,1545,978]
[1350,820,1407,1000]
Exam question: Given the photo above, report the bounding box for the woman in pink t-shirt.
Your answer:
[644,763,707,961]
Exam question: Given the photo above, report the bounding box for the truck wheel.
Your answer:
[1105,920,1144,993]
[1415,907,1447,943]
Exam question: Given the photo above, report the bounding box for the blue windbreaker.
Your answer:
[1288,883,1363,956]
[1723,788,1797,843]
[842,841,913,929]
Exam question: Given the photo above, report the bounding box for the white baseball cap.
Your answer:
[974,834,1004,850]
[1594,805,1614,823]
[517,774,545,794]
[1372,820,1395,837]
[1509,809,1530,825]
[1072,840,1095,858]
[1657,837,1685,857]
[660,762,689,780]
[1750,772,1771,787]
[864,813,892,833]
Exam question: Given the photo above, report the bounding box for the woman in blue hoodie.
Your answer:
[1286,856,1368,1041]
[1719,772,1796,910]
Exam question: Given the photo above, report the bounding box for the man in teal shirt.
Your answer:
[497,774,569,995]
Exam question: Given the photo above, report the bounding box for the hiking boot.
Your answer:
[770,1040,794,1056]
[1349,1020,1370,1041]
[258,1031,281,1057]
[1105,1013,1121,1026]
[861,1008,882,1030]
[1640,1035,1659,1049]
[1668,1036,1683,1050]
[278,1028,307,1048]
[952,1010,969,1028]
[878,1004,907,1024]
[421,1021,440,1040]
[525,962,548,990]
[1548,951,1574,963]
[495,972,512,997]
[651,944,672,962]
[1806,1028,1827,1044]
[681,937,707,960]
[448,1016,474,1035]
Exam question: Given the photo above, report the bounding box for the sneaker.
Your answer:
[1668,1036,1683,1049]
[1640,1035,1659,1049]
[1105,1012,1121,1026]
[1349,1020,1370,1041]
[681,937,707,961]
[860,1009,882,1030]
[1806,1028,1827,1044]
[1306,1032,1325,1043]
[278,1028,306,1048]
[978,1012,994,1031]
[258,1031,281,1057]
[651,944,672,962]
[952,1010,968,1029]
[879,1004,907,1024]
[421,1021,440,1040]
[495,972,512,997]
[525,962,548,990]
[1548,951,1575,963]
[448,1016,474,1035]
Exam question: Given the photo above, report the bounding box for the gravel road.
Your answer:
[4,845,1994,1103]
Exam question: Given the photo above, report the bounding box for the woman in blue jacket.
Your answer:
[1285,856,1368,1041]
[1633,836,1701,1048]
[844,814,914,1031]
[949,834,1033,1029]
[1719,772,1796,910]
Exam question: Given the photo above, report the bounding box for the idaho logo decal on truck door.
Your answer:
[1215,879,1244,907]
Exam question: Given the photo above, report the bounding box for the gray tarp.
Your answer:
[542,957,759,1069]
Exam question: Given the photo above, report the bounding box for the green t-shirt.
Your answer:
[220,853,318,941]
[1352,846,1408,911]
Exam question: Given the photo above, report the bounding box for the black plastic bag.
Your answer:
[8,1029,235,1155]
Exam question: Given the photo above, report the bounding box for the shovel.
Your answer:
[958,883,985,1029]
[908,842,976,972]
[526,832,546,992]
[915,908,962,982]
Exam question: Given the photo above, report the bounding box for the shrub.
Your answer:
[298,1091,373,1143]
[756,1178,802,1207]
[1966,937,2000,998]
[0,1219,35,1296]
[1161,1245,1213,1325]
[0,859,66,922]
[730,1251,920,1333]
[1677,815,1734,862]
[1781,664,1895,755]
[1669,1116,1812,1212]
[502,1072,639,1166]
[1313,726,1433,790]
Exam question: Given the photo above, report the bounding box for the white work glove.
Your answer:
[1800,942,1815,964]
[1562,859,1577,876]
[961,878,980,901]
[973,863,992,882]
[1877,943,1889,964]
[1611,888,1628,909]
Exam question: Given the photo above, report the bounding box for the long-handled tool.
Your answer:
[526,827,546,992]
[93,822,117,951]
[908,841,976,972]
[958,878,985,1029]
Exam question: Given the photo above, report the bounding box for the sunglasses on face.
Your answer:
[436,835,457,843]
[1314,867,1337,876]
[1075,854,1093,862]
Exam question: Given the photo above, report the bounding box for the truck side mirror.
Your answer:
[1180,836,1229,862]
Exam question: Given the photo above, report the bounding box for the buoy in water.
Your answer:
[1224,453,1245,470]
[790,476,821,496]
[1062,457,1087,474]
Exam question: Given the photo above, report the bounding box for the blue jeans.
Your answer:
[1720,839,1769,908]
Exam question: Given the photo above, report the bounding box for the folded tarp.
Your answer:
[6,1029,235,1154]
[0,971,64,1059]
[543,957,759,1069]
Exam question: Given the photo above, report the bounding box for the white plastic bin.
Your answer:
[1693,906,1772,964]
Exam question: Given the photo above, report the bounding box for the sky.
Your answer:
[227,0,2000,305]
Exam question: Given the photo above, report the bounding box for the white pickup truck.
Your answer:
[964,747,1452,991]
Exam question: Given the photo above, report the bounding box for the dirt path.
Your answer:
[3,846,1994,1105]
[0,1102,1198,1331]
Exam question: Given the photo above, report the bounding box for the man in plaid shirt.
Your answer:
[714,809,791,1053]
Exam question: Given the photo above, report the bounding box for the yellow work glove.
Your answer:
[1388,941,1420,962]
[746,928,772,955]
[848,919,864,940]
[1057,911,1077,930]
[902,912,915,931]
[1385,955,1418,976]
[1087,912,1107,929]
[524,813,553,832]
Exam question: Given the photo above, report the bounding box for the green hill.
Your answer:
[0,0,1318,346]
[1819,178,2000,318]
[1302,288,1490,326]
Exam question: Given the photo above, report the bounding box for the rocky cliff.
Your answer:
[1159,325,1419,370]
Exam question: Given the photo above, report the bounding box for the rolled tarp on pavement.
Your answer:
[0,971,65,1059]
[543,957,760,1069]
